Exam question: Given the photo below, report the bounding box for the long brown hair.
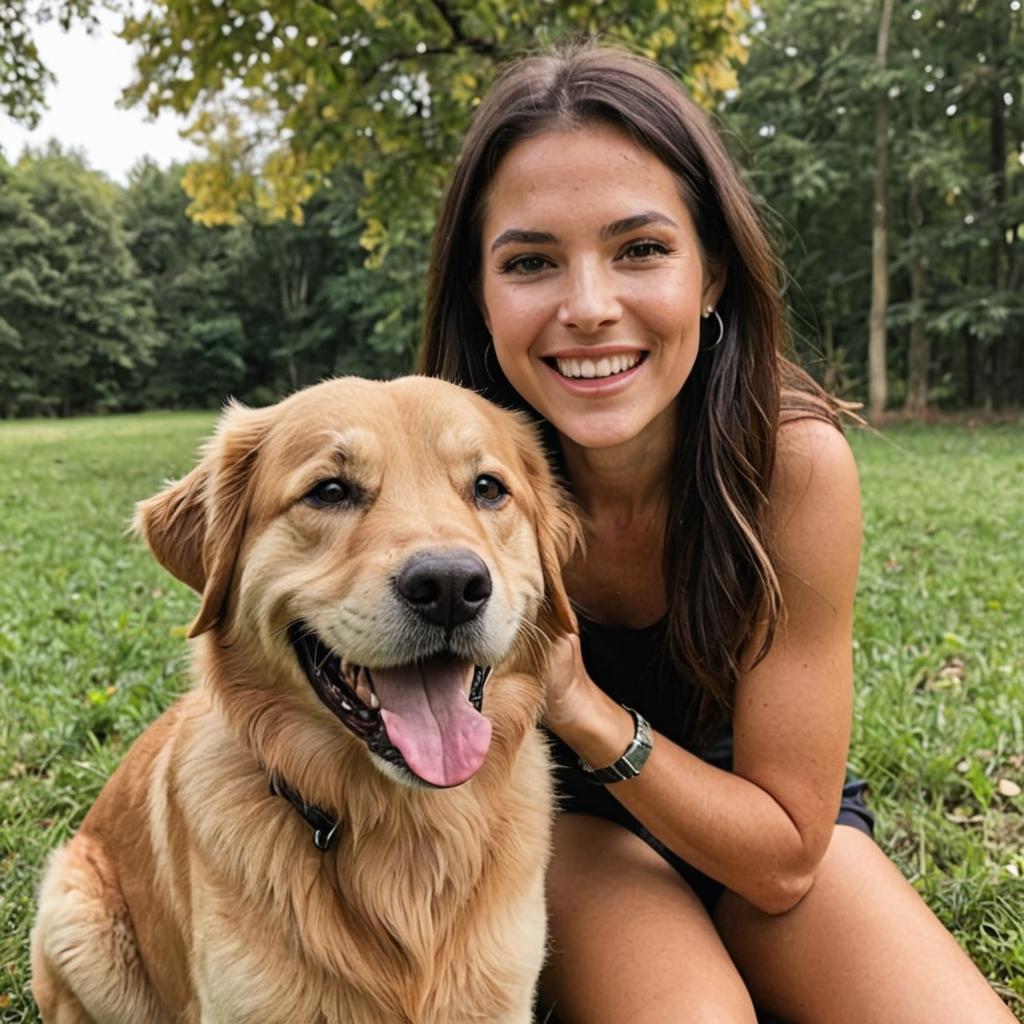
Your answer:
[419,41,841,731]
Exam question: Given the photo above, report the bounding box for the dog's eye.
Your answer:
[305,479,351,507]
[474,475,508,507]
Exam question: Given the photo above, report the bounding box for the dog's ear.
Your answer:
[134,401,271,638]
[513,420,584,639]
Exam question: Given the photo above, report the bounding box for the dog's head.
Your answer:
[136,377,580,790]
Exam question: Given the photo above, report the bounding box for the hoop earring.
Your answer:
[483,339,499,384]
[700,309,725,351]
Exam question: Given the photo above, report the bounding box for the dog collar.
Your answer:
[268,771,341,852]
[469,664,491,711]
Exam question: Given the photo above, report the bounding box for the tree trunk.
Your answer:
[986,23,1008,411]
[904,176,929,414]
[868,0,894,421]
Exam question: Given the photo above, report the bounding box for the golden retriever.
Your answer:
[31,376,579,1024]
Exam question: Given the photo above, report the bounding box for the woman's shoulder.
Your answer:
[770,416,861,554]
[773,416,859,506]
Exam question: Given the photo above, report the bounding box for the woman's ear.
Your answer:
[134,401,272,638]
[701,253,727,313]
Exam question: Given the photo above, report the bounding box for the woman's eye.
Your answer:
[500,254,551,275]
[620,240,671,261]
[305,479,351,507]
[474,474,509,506]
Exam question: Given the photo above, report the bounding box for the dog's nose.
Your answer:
[396,551,492,629]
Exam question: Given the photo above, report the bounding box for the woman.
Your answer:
[420,43,1013,1023]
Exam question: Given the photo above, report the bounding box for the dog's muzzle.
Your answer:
[288,622,493,789]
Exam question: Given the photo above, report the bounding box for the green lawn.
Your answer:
[1,413,1022,1020]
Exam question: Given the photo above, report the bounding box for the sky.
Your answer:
[0,9,198,182]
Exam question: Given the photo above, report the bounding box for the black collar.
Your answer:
[268,771,341,852]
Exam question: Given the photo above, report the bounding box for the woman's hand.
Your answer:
[542,635,636,767]
[541,633,594,734]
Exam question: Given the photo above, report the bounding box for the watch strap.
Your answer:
[577,705,653,784]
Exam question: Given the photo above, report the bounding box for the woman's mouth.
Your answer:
[548,352,646,380]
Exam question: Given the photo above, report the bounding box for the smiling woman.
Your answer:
[420,40,1017,1024]
[480,124,717,453]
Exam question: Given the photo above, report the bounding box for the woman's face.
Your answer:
[479,123,723,452]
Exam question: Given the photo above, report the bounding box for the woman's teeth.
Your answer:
[554,353,642,379]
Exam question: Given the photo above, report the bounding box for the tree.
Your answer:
[121,159,250,408]
[120,160,408,408]
[725,0,879,399]
[726,0,1023,411]
[0,0,95,128]
[867,0,893,421]
[0,146,159,417]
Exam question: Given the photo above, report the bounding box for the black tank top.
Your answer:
[547,613,733,815]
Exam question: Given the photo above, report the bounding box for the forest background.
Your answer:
[1,0,1021,421]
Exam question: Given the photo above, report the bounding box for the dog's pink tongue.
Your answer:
[373,657,492,788]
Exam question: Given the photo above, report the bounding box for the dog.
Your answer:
[31,376,579,1024]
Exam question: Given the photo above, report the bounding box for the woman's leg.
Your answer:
[541,814,757,1024]
[714,825,1016,1023]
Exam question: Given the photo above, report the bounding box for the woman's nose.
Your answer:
[557,261,622,333]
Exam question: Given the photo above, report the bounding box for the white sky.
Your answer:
[0,9,199,182]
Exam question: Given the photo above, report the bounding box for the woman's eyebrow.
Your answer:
[600,210,678,239]
[489,210,678,253]
[490,228,557,252]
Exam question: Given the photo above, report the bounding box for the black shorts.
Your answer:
[550,731,875,912]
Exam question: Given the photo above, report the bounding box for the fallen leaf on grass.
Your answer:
[945,809,986,825]
[942,802,983,827]
[918,655,966,692]
[939,657,965,679]
[997,779,1021,798]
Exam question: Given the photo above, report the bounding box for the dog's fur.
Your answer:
[31,376,579,1024]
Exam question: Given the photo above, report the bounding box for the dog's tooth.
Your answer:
[353,667,375,706]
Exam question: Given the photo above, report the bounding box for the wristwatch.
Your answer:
[577,705,653,784]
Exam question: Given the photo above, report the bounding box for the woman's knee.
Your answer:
[543,815,756,1024]
[714,825,1015,1024]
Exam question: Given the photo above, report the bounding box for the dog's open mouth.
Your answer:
[288,622,493,788]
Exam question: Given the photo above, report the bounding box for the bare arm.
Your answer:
[545,418,861,914]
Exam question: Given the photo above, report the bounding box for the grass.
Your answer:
[1,413,1022,1020]
[848,424,1024,1008]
